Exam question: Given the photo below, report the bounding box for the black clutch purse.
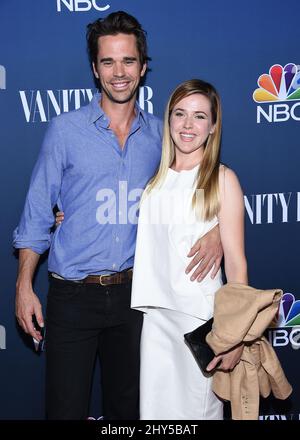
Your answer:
[184,317,215,374]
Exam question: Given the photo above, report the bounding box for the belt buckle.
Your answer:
[99,274,108,286]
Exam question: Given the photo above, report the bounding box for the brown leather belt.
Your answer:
[83,268,133,286]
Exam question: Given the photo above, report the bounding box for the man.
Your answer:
[14,11,222,420]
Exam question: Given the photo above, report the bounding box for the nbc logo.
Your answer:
[253,63,300,123]
[267,293,300,348]
[277,293,300,327]
[56,0,110,12]
[253,64,300,102]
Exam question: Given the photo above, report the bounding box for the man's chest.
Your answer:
[61,127,161,189]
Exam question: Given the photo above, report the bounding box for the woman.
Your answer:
[130,79,247,420]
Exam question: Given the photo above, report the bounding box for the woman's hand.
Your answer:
[206,343,244,372]
[55,211,64,226]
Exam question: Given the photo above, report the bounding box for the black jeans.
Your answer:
[45,276,143,420]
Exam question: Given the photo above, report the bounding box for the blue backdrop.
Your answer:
[0,0,299,420]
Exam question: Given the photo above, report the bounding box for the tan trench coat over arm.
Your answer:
[206,283,293,420]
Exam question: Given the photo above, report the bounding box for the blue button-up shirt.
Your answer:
[13,93,163,279]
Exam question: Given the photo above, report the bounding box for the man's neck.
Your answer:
[100,94,137,132]
[100,94,138,148]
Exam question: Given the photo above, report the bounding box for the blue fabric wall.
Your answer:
[0,0,299,419]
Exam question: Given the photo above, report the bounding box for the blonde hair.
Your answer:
[146,79,222,221]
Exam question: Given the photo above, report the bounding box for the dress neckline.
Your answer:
[168,164,200,175]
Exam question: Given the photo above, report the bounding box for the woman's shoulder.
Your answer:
[218,164,242,197]
[218,163,240,180]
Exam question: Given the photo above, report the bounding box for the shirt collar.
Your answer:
[87,92,105,125]
[88,92,147,127]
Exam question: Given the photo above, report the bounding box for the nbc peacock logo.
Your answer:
[268,293,300,349]
[253,63,300,103]
[253,63,300,123]
[277,293,300,327]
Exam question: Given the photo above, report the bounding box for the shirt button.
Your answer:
[115,236,120,243]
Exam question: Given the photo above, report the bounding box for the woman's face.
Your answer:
[170,93,215,157]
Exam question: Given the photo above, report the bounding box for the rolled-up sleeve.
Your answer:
[13,118,66,254]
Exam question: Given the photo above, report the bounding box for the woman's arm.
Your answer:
[217,166,248,284]
[206,166,247,373]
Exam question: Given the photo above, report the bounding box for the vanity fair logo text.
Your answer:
[244,192,300,224]
[19,87,154,122]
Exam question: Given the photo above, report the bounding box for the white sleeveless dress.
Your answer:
[131,165,224,420]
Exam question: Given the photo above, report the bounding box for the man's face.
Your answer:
[93,33,146,105]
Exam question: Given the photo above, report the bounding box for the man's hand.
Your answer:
[15,249,43,341]
[16,285,44,341]
[206,343,244,372]
[186,224,223,282]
